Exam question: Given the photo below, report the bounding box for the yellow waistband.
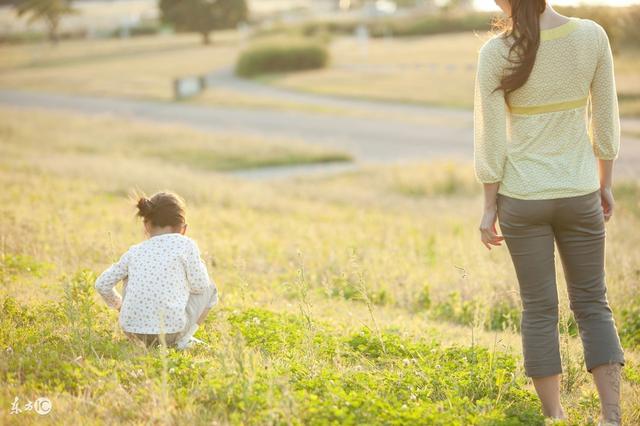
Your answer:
[509,96,589,115]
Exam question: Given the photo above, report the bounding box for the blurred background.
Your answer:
[1,1,640,423]
[0,0,640,177]
[0,0,638,177]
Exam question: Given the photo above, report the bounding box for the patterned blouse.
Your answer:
[95,233,217,334]
[473,17,620,200]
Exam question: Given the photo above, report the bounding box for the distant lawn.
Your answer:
[0,33,240,100]
[0,107,350,172]
[269,33,640,116]
[268,32,483,109]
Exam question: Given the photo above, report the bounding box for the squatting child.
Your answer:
[95,191,217,349]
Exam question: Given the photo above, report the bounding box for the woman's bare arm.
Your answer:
[483,182,500,210]
[598,159,614,189]
[598,159,615,222]
[479,182,504,250]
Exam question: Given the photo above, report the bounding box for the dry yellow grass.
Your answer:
[0,32,240,100]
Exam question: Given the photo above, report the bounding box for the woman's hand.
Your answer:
[600,186,615,222]
[479,205,504,250]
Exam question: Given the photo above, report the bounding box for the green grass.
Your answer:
[0,106,639,424]
[0,290,545,425]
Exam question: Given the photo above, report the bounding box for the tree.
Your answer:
[160,0,248,45]
[15,0,76,43]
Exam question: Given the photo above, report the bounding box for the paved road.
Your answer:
[1,87,638,180]
[204,68,474,117]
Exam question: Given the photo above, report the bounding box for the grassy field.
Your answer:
[1,106,639,424]
[1,30,638,116]
[0,32,240,100]
[0,107,349,173]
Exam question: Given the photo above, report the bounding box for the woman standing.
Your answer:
[474,0,625,423]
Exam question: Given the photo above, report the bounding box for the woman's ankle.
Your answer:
[592,363,622,425]
[533,374,565,420]
[544,407,566,419]
[600,407,621,426]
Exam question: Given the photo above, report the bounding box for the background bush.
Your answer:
[620,298,640,350]
[254,12,493,40]
[368,11,493,38]
[555,5,640,51]
[235,39,329,77]
[253,6,640,47]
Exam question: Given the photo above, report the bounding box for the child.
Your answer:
[95,191,218,349]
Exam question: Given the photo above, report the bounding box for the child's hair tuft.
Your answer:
[134,191,186,228]
[136,197,154,219]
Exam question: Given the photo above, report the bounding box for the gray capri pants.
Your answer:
[497,189,625,377]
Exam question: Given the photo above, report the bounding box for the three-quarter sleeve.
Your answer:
[94,251,130,309]
[589,24,620,160]
[473,40,509,184]
[183,240,215,296]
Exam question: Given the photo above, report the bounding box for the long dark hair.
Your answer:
[494,0,547,101]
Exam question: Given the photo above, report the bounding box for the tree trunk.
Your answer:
[47,16,60,44]
[201,31,211,45]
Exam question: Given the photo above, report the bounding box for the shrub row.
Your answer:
[367,12,493,38]
[235,39,329,77]
[255,11,493,40]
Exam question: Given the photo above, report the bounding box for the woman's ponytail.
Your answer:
[494,0,547,102]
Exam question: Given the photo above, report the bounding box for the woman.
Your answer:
[474,0,625,423]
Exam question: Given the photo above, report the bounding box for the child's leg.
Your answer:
[177,286,217,345]
[127,332,181,348]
